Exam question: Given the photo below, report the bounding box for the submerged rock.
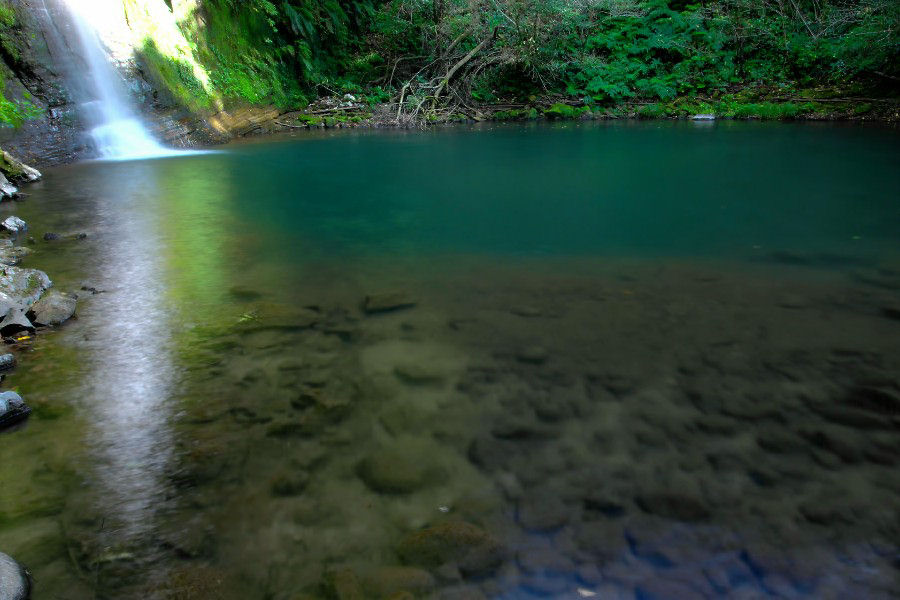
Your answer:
[1,216,27,235]
[363,292,416,314]
[357,444,438,494]
[363,566,435,597]
[27,291,76,326]
[0,552,30,600]
[397,521,505,575]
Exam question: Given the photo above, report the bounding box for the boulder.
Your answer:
[0,390,26,414]
[0,267,52,309]
[397,522,505,576]
[1,150,42,182]
[0,353,15,371]
[1,217,27,235]
[0,309,34,337]
[28,291,77,326]
[0,552,30,600]
[0,173,17,199]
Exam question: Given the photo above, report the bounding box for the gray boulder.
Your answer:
[0,173,17,199]
[0,354,14,371]
[1,217,26,234]
[0,551,30,600]
[0,391,26,414]
[0,267,52,310]
[0,309,34,336]
[28,291,76,326]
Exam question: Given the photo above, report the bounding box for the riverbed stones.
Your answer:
[27,291,76,326]
[363,292,416,314]
[0,552,29,600]
[362,566,435,597]
[357,442,439,494]
[0,267,51,309]
[0,309,33,336]
[634,490,710,521]
[0,174,17,199]
[397,521,505,575]
[1,217,26,235]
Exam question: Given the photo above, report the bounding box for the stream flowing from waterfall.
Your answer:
[61,0,183,161]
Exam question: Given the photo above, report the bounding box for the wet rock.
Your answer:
[0,266,51,308]
[0,353,14,370]
[42,232,60,241]
[434,585,487,600]
[843,386,900,416]
[797,427,863,463]
[2,150,41,182]
[363,566,435,597]
[397,521,505,576]
[637,578,706,600]
[468,435,516,471]
[516,345,549,365]
[363,292,416,314]
[798,496,858,525]
[394,363,446,385]
[517,494,570,532]
[0,241,29,266]
[510,305,542,317]
[0,552,30,600]
[574,521,627,561]
[0,173,18,199]
[357,443,438,494]
[322,568,365,600]
[811,403,893,430]
[270,471,309,497]
[635,490,710,521]
[491,416,557,440]
[0,390,26,414]
[27,291,76,326]
[0,308,34,336]
[1,216,27,234]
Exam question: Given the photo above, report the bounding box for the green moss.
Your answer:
[138,38,213,111]
[543,103,586,120]
[854,103,873,115]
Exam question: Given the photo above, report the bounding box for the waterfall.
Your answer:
[60,0,181,161]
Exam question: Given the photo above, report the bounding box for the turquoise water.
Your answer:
[1,122,898,599]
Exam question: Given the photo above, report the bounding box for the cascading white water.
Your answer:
[62,0,181,161]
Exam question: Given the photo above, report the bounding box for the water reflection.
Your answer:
[78,160,175,538]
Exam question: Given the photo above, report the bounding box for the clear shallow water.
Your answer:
[0,122,898,599]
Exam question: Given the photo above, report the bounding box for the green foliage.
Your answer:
[543,103,587,119]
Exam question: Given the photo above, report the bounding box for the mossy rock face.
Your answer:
[396,522,505,576]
